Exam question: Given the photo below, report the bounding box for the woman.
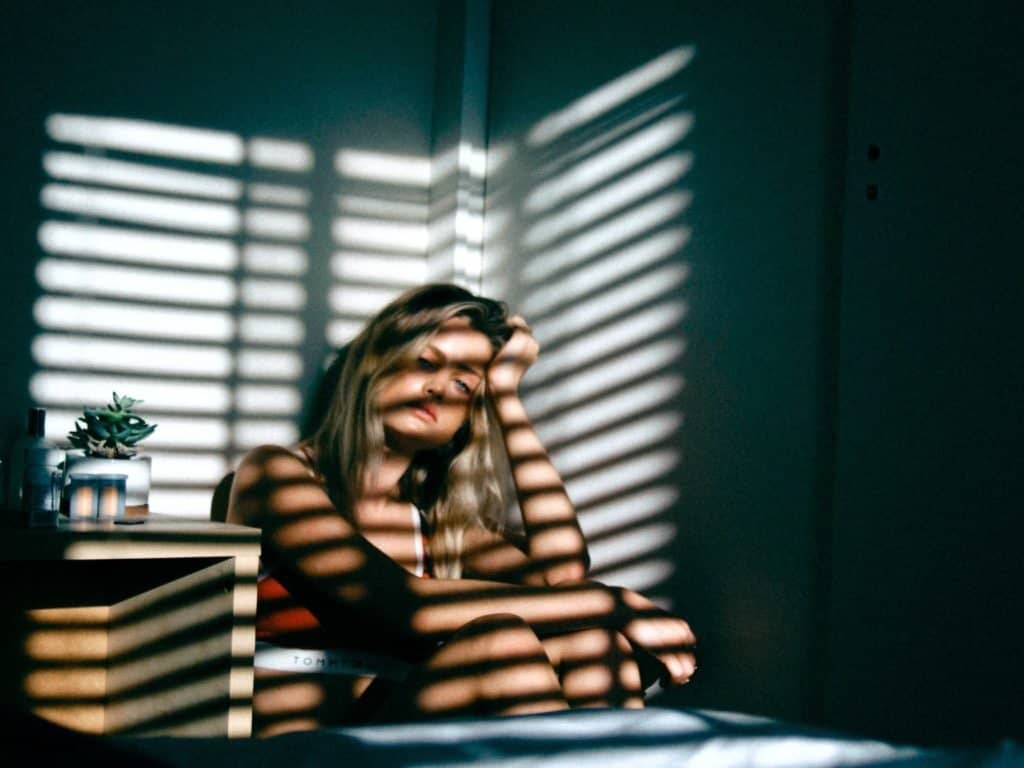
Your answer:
[227,283,696,735]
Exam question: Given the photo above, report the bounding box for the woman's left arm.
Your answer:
[467,317,589,585]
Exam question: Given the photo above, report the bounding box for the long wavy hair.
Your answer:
[310,283,513,577]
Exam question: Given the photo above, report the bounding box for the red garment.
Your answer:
[256,575,328,644]
[256,504,432,647]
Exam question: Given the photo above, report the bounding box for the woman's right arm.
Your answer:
[228,445,696,681]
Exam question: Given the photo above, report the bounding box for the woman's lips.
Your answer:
[410,402,437,422]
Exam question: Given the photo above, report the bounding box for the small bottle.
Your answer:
[5,411,33,515]
[20,408,64,527]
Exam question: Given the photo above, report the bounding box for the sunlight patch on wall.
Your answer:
[242,243,307,275]
[248,138,314,172]
[524,340,686,421]
[582,487,678,537]
[522,154,692,250]
[245,208,310,241]
[43,151,243,199]
[31,114,313,517]
[524,113,693,214]
[526,46,695,147]
[37,258,236,305]
[45,114,245,163]
[328,149,431,349]
[527,302,687,386]
[31,374,231,413]
[248,183,311,207]
[239,314,305,345]
[332,217,428,254]
[531,265,689,345]
[486,46,696,602]
[41,184,241,234]
[39,221,238,271]
[34,297,235,342]
[240,279,306,311]
[521,192,692,284]
[427,140,486,291]
[335,149,431,187]
[551,413,682,477]
[520,228,690,316]
[588,522,677,573]
[33,335,233,377]
[452,142,487,289]
[535,376,684,446]
[332,251,427,286]
[568,450,680,508]
[339,196,428,220]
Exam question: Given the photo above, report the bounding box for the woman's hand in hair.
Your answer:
[487,315,589,585]
[487,315,539,398]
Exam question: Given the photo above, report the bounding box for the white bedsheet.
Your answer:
[119,705,1018,767]
[332,707,928,768]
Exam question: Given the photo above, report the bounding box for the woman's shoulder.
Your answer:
[233,444,319,494]
[228,444,324,526]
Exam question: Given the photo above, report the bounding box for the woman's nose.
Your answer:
[423,374,443,398]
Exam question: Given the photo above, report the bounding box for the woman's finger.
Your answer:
[660,651,697,685]
[508,314,533,334]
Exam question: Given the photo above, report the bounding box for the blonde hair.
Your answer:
[310,284,512,577]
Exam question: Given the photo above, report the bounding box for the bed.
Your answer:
[50,706,1013,767]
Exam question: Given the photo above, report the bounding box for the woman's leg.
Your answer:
[252,667,372,736]
[355,613,569,722]
[540,629,645,709]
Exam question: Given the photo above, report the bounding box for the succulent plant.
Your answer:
[67,392,158,458]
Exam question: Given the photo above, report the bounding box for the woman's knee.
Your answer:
[449,612,550,663]
[416,613,567,716]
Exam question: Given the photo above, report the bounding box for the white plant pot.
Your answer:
[62,450,152,507]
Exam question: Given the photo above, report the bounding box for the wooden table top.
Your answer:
[0,515,261,561]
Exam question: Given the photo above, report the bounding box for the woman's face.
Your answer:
[377,316,495,454]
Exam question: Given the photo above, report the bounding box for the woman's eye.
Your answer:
[454,379,472,395]
[417,357,437,371]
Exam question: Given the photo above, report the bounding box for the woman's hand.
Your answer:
[617,587,697,686]
[487,315,539,397]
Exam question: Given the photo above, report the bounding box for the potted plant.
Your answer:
[63,392,158,511]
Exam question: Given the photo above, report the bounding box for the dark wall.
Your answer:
[485,0,1023,747]
[827,0,1024,745]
